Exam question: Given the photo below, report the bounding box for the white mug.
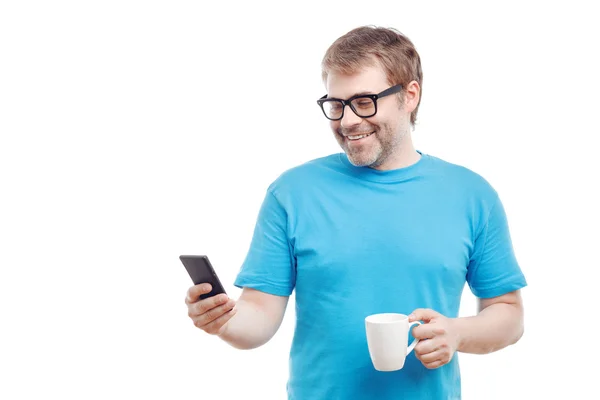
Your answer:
[365,313,422,371]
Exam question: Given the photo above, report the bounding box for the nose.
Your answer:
[339,105,362,129]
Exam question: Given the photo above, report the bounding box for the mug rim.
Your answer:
[365,313,409,324]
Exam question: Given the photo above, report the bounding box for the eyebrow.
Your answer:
[352,91,374,96]
[327,91,374,100]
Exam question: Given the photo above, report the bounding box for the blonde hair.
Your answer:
[321,26,423,126]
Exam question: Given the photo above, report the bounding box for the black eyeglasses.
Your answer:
[316,84,403,121]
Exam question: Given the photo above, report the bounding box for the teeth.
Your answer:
[348,133,372,140]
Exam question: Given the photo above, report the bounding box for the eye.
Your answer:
[353,98,374,109]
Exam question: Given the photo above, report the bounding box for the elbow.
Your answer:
[227,339,268,351]
[508,299,525,346]
[228,343,257,350]
[512,322,524,345]
[219,332,269,350]
[508,308,525,347]
[219,328,273,350]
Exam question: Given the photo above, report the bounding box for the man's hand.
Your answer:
[185,284,237,335]
[409,309,460,369]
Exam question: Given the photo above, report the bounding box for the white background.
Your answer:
[1,1,599,399]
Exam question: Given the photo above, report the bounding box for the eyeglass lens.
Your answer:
[322,97,375,120]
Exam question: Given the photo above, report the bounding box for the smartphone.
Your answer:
[179,255,227,300]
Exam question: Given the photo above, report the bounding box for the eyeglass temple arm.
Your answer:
[377,84,403,98]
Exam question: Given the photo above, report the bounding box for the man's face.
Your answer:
[325,64,410,170]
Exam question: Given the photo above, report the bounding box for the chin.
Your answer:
[346,152,378,167]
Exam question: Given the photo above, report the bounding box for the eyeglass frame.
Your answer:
[316,84,403,121]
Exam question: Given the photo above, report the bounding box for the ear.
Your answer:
[403,80,420,113]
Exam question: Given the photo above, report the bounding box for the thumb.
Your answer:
[409,308,441,323]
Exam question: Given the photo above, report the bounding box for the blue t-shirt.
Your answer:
[234,152,527,400]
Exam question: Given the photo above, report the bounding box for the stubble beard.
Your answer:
[337,122,403,169]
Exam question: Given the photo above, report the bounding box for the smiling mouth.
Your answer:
[346,131,375,141]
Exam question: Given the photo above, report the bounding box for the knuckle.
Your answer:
[193,302,204,315]
[193,319,203,329]
[198,301,210,314]
[219,304,230,315]
[210,297,221,308]
[204,309,215,321]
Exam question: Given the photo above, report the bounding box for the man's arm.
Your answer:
[410,290,524,368]
[218,287,289,350]
[454,289,524,354]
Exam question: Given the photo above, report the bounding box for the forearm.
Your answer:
[454,303,524,354]
[218,298,280,350]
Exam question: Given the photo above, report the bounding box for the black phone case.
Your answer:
[179,255,227,300]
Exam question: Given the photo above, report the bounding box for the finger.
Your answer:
[194,297,235,325]
[200,298,236,325]
[189,293,229,318]
[411,323,439,340]
[200,308,238,335]
[423,359,446,370]
[414,339,440,356]
[416,349,446,364]
[185,284,213,304]
[409,308,441,323]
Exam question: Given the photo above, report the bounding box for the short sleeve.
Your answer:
[234,189,296,296]
[466,195,527,298]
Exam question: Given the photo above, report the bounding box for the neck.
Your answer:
[372,135,421,171]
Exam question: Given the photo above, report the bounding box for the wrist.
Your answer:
[450,317,467,352]
[218,316,234,340]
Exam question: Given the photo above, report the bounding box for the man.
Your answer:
[185,26,527,399]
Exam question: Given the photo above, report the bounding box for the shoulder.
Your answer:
[266,153,343,196]
[425,154,499,202]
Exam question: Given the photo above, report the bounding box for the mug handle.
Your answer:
[406,321,422,355]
